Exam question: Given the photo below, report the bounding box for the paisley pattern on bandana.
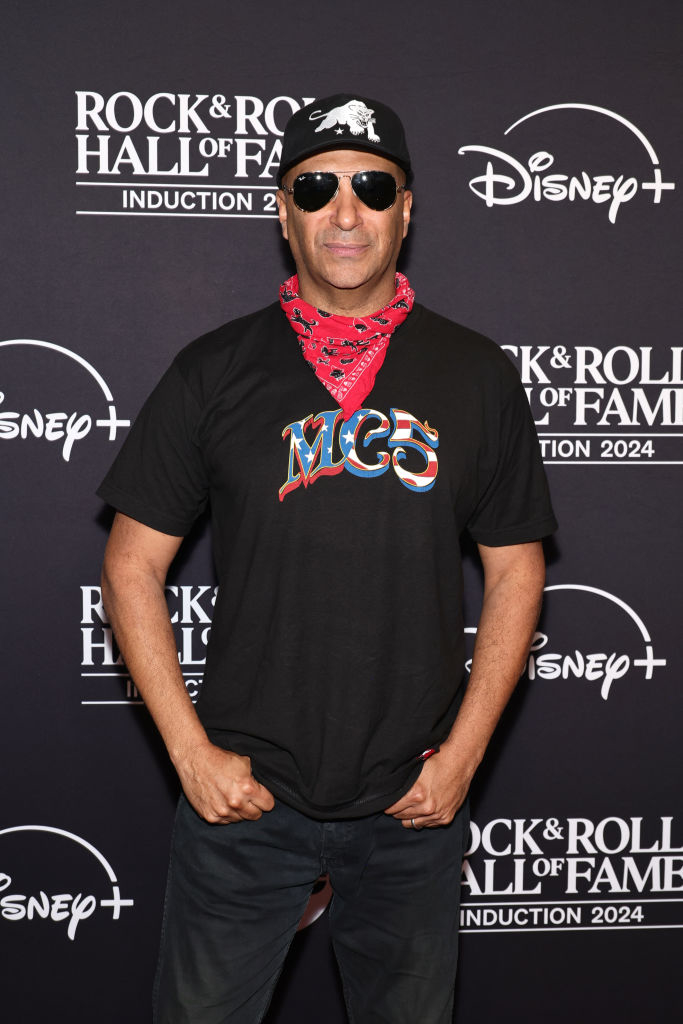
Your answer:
[279,273,415,421]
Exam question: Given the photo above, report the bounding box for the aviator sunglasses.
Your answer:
[281,170,407,213]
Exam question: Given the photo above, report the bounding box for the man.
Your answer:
[99,94,557,1023]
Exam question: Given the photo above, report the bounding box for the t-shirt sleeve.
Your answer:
[96,359,209,536]
[466,372,558,546]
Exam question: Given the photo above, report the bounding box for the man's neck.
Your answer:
[296,276,398,318]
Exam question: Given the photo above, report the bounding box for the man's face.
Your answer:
[276,149,412,313]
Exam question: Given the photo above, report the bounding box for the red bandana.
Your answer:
[279,273,415,421]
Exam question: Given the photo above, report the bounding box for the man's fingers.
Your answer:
[251,782,275,811]
[384,786,423,816]
[390,806,420,819]
[400,816,444,830]
[201,800,261,824]
[212,780,274,821]
[236,804,263,821]
[401,814,434,830]
[387,796,433,820]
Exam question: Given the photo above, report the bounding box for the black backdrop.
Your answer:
[2,2,681,1021]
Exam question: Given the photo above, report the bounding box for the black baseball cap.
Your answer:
[278,93,411,184]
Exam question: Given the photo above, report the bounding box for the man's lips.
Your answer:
[323,242,369,257]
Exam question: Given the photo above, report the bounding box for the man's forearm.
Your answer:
[101,513,274,823]
[440,542,545,782]
[101,561,209,768]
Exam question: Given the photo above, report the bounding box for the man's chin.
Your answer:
[317,262,378,293]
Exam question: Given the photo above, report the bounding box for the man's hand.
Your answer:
[384,750,473,829]
[176,741,275,824]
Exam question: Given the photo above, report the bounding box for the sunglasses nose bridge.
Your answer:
[329,174,364,223]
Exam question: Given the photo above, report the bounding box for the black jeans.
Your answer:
[154,794,468,1023]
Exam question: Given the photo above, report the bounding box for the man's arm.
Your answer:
[101,511,274,823]
[385,540,545,828]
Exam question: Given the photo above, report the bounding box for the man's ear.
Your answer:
[402,189,413,239]
[276,190,289,240]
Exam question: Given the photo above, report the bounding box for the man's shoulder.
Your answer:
[169,301,284,396]
[176,301,283,365]
[409,303,518,381]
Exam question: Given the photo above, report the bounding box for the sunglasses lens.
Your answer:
[292,172,339,212]
[352,171,398,210]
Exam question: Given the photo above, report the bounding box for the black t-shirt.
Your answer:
[98,302,557,819]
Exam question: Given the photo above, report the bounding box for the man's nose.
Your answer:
[329,177,363,230]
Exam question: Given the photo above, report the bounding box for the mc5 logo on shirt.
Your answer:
[279,407,439,500]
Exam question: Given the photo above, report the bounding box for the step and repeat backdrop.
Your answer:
[2,2,681,1021]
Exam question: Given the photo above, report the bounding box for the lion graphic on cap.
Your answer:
[308,100,380,142]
